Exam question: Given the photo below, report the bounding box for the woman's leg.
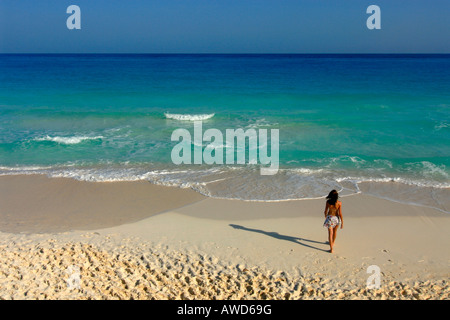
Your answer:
[328,228,334,253]
[332,225,338,244]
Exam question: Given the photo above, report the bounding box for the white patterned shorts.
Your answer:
[323,215,340,228]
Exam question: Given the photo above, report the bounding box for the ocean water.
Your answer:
[0,54,449,212]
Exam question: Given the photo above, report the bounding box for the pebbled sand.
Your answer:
[0,175,448,300]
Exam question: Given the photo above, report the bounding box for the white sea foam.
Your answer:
[403,161,449,180]
[0,165,53,171]
[434,121,449,130]
[245,118,278,129]
[0,165,448,212]
[34,135,104,145]
[164,112,215,121]
[374,159,393,168]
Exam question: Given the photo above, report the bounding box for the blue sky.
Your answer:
[0,0,449,53]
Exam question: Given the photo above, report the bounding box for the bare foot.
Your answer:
[329,248,334,253]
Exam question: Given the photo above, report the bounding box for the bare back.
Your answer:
[326,201,341,217]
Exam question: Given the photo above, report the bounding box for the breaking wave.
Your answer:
[164,113,215,121]
[34,135,104,145]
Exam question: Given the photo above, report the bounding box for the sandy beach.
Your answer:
[0,174,448,300]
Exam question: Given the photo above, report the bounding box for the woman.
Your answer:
[323,190,343,253]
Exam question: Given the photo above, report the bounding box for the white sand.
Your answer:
[0,176,448,300]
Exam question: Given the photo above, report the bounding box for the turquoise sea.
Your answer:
[0,54,449,212]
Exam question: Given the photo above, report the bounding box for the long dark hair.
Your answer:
[326,190,339,206]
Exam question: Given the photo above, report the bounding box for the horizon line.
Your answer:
[1,53,450,55]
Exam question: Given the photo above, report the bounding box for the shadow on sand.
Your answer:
[229,224,329,253]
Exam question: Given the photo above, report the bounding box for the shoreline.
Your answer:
[0,174,448,299]
[0,174,447,234]
[2,164,449,214]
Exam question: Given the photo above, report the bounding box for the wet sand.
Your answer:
[0,175,205,233]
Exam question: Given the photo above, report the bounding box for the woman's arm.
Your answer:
[338,202,344,229]
[324,202,329,217]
